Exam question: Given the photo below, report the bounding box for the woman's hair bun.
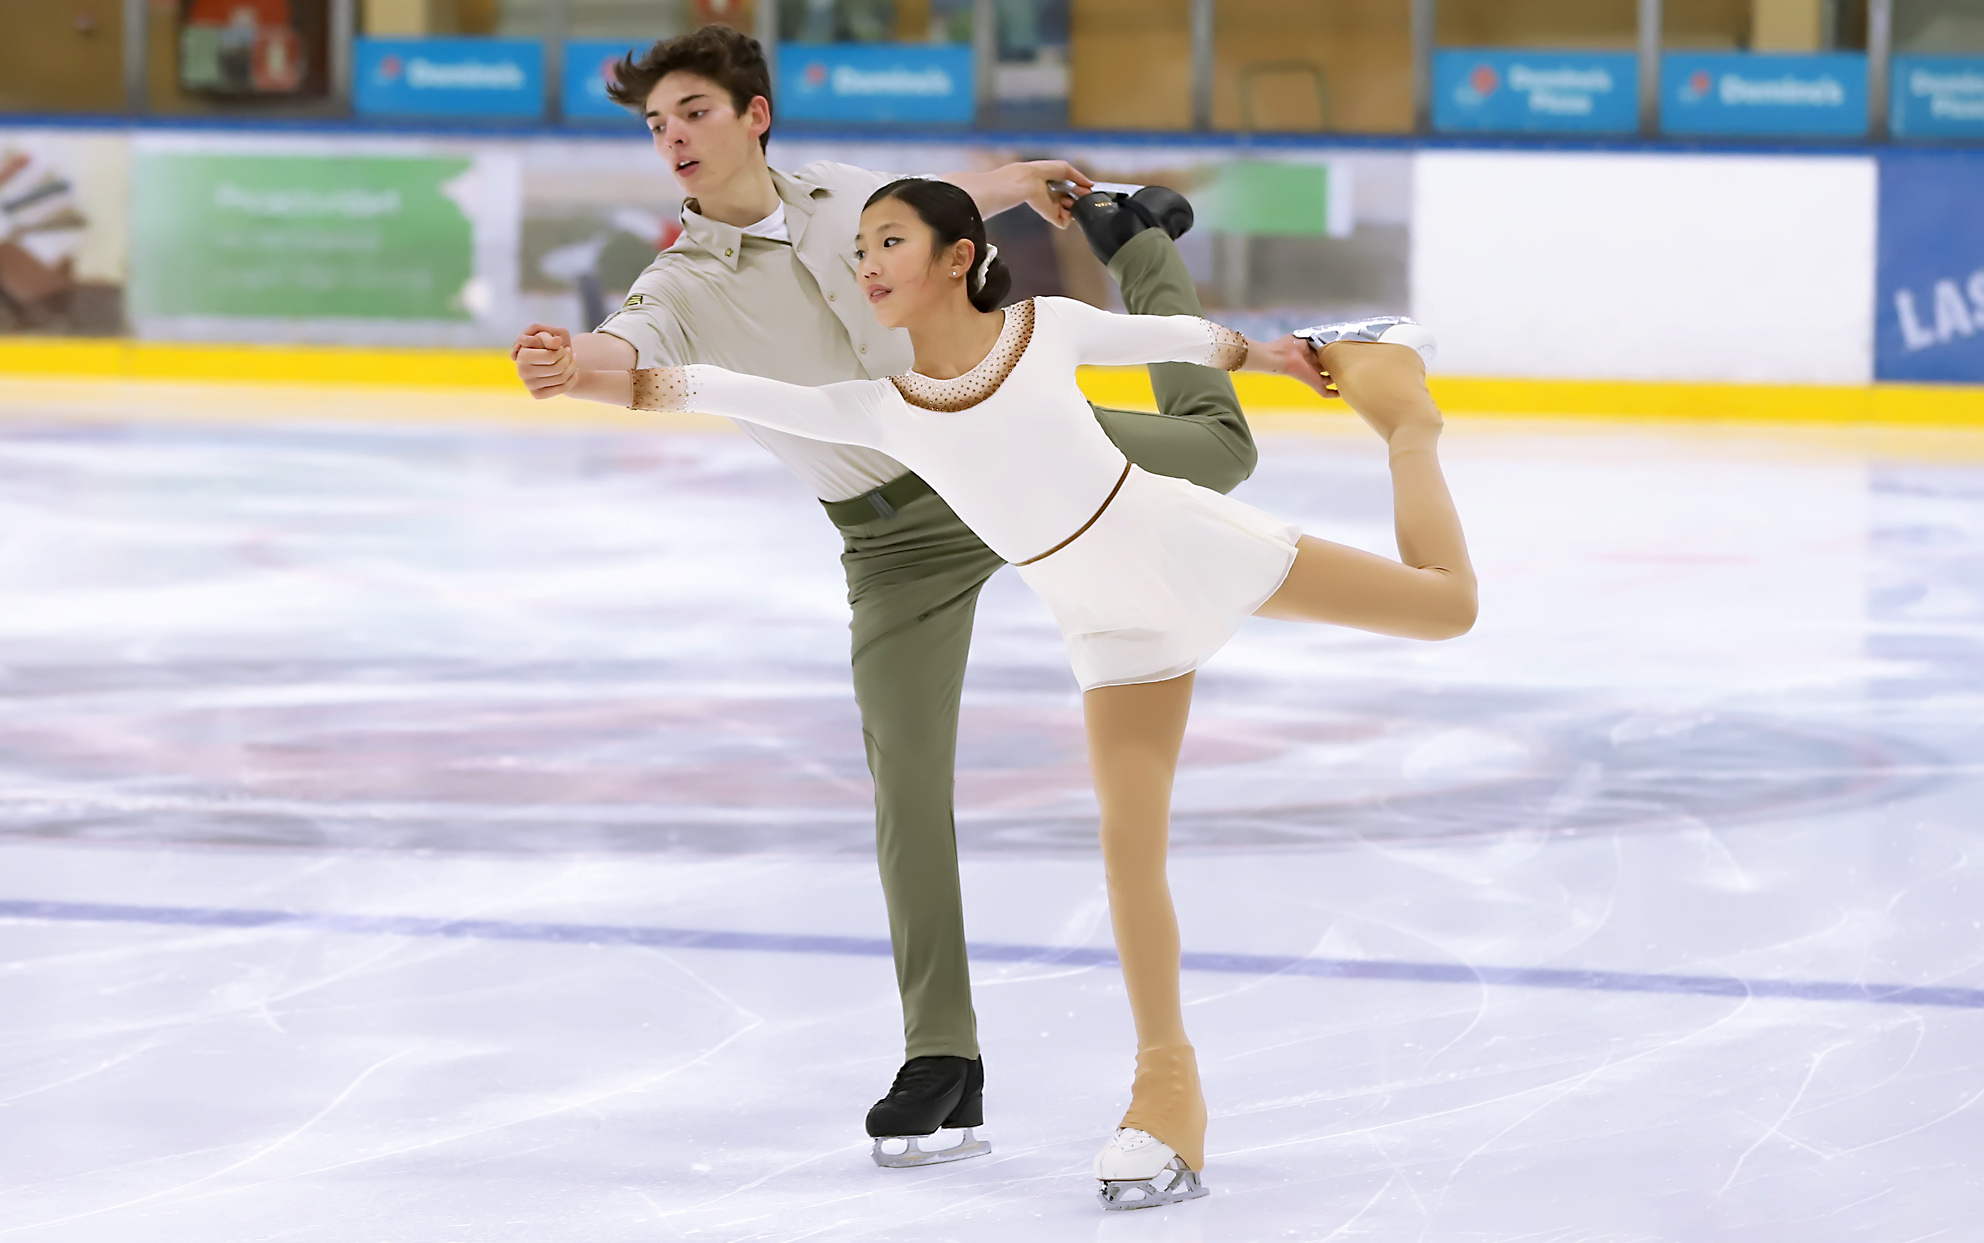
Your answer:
[970,251,1011,312]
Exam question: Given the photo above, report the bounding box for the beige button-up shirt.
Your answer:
[596,161,916,501]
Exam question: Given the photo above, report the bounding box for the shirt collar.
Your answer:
[678,167,829,270]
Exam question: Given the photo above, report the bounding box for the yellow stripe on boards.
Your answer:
[3,339,1983,427]
[0,338,515,389]
[1077,367,1984,427]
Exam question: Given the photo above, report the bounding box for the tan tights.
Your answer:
[1083,342,1476,1174]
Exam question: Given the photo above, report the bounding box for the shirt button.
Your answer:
[724,247,734,257]
[860,345,867,354]
[828,293,836,302]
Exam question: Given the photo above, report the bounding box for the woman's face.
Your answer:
[854,199,973,331]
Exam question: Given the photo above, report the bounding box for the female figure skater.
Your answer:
[545,178,1476,1209]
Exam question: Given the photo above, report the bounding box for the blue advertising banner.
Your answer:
[1433,50,1639,134]
[777,42,974,125]
[1891,55,1984,140]
[1877,152,1984,383]
[564,40,643,122]
[1661,53,1867,137]
[354,38,543,119]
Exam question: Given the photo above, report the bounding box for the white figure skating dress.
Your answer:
[626,295,1301,690]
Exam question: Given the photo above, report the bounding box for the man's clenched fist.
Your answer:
[513,322,577,399]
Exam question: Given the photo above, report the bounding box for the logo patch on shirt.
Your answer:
[622,293,649,308]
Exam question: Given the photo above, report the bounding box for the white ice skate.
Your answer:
[1293,315,1438,367]
[1093,1127,1208,1210]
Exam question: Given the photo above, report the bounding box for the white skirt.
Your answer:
[1014,465,1302,691]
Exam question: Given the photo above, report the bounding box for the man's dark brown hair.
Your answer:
[607,25,774,151]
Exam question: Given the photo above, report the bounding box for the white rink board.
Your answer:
[1411,150,1879,384]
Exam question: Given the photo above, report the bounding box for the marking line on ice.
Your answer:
[2,898,1980,1011]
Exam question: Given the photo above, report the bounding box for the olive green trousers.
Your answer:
[827,229,1256,1059]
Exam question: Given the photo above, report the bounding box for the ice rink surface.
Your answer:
[1,386,1981,1241]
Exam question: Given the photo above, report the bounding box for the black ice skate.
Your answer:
[865,1054,991,1168]
[1063,182,1196,266]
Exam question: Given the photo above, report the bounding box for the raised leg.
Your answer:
[1258,341,1478,640]
[1083,672,1207,1175]
[1089,229,1258,496]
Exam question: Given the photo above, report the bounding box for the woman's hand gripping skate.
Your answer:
[1243,334,1341,400]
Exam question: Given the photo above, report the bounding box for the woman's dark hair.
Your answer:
[863,178,1012,312]
[607,25,773,152]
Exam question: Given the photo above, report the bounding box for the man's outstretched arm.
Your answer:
[511,324,636,398]
[940,160,1093,229]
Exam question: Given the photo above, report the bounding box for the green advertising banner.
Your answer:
[1196,160,1350,238]
[130,153,476,320]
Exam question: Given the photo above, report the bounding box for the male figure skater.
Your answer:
[513,24,1256,1166]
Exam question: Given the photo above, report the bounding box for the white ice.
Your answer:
[0,395,1980,1241]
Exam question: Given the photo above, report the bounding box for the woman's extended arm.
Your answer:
[558,353,886,449]
[1044,297,1334,396]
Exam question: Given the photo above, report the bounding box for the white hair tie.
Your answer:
[970,243,999,293]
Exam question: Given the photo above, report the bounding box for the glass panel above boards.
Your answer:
[1660,1,1872,138]
[1433,0,1638,135]
[1215,0,1413,134]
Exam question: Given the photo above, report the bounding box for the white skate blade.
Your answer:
[1097,1157,1209,1210]
[870,1127,992,1168]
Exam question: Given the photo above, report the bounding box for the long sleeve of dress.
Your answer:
[1041,295,1250,371]
[628,364,888,449]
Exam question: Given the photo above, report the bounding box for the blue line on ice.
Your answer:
[3,898,1979,1011]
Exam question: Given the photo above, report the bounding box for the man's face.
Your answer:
[644,71,768,196]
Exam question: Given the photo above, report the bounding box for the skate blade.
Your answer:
[871,1127,992,1168]
[1096,1163,1209,1211]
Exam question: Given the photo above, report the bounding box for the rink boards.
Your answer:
[6,340,1984,429]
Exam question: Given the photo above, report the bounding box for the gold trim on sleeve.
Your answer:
[1207,323,1249,372]
[630,367,694,413]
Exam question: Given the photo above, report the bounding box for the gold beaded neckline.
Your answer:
[889,299,1037,413]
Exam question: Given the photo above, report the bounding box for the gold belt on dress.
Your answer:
[1012,461,1134,567]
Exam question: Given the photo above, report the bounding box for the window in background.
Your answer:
[988,0,1069,128]
[567,0,691,40]
[778,0,898,43]
[1896,0,1984,51]
[774,0,974,126]
[1891,0,1984,139]
[1436,0,1637,50]
[1213,0,1411,133]
[1433,0,1639,134]
[1069,0,1191,130]
[1661,1,1871,137]
[485,0,752,37]
[360,0,500,34]
[1664,0,1867,50]
[1662,0,1748,48]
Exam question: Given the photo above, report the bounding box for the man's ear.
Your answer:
[745,95,772,138]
